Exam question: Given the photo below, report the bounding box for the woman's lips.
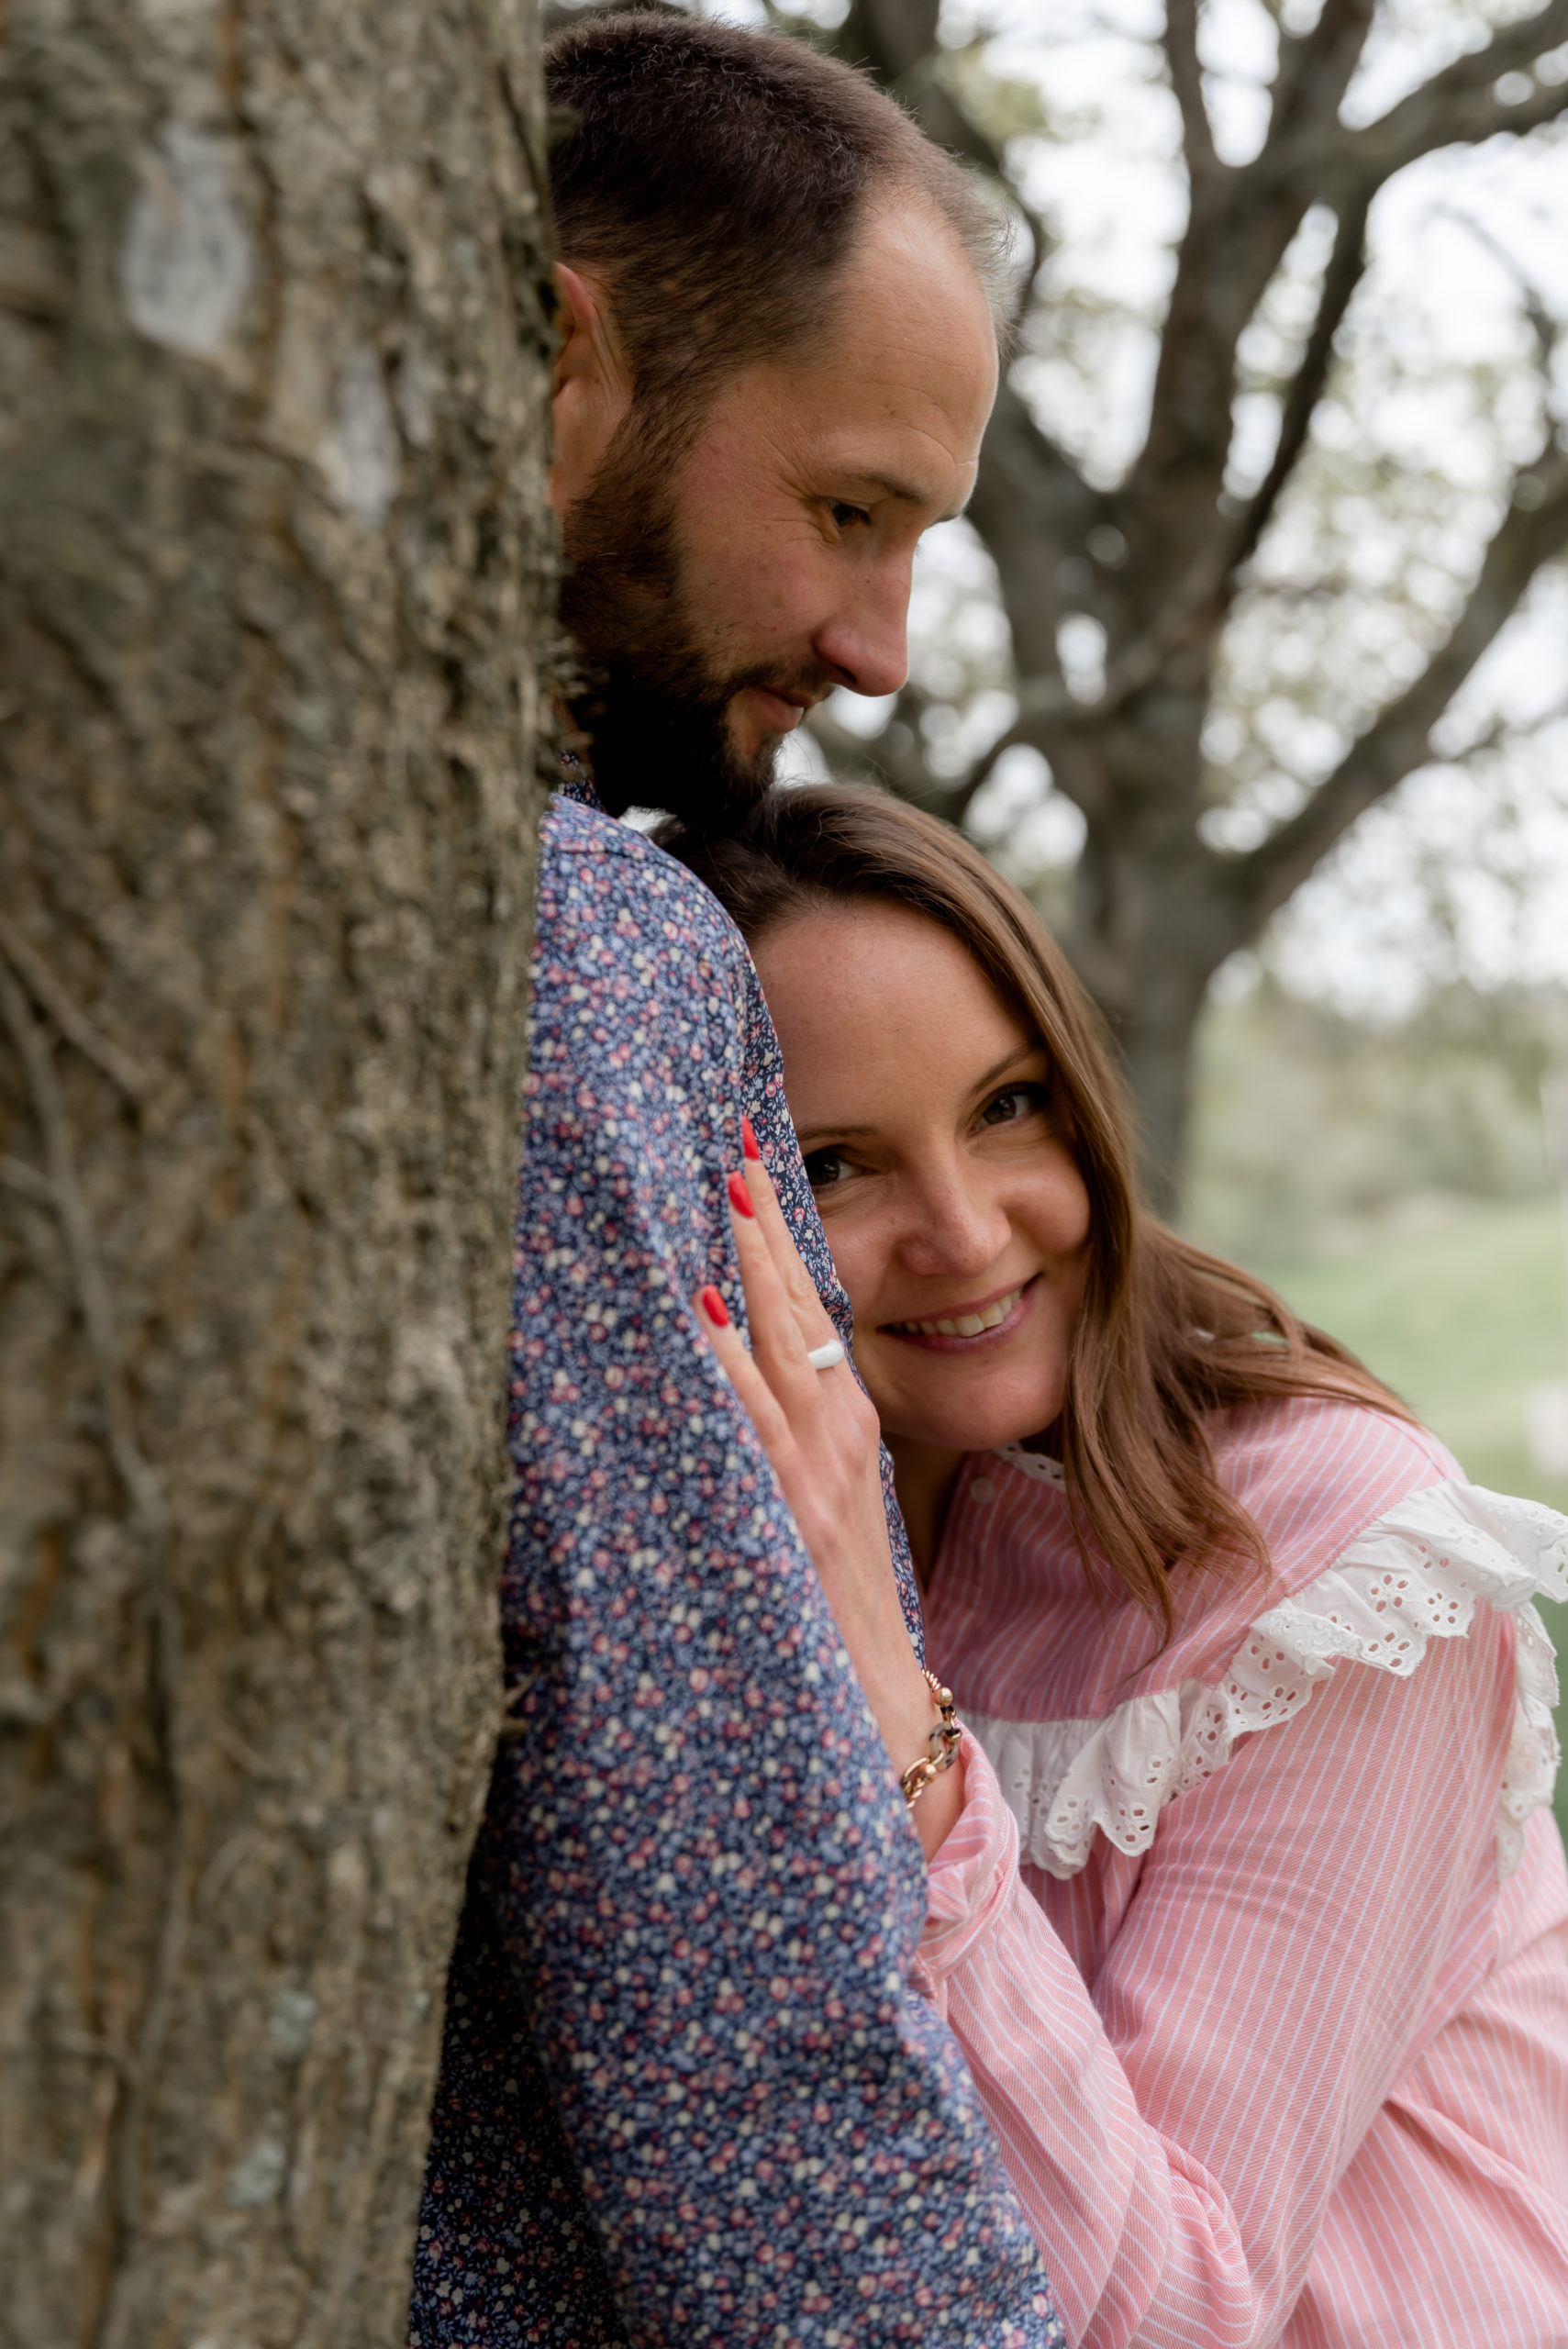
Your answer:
[881,1275,1038,1353]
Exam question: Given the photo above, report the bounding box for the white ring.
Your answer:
[806,1339,845,1372]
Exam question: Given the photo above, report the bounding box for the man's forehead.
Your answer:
[698,308,993,515]
[786,258,997,495]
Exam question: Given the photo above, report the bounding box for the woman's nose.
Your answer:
[896,1169,1008,1280]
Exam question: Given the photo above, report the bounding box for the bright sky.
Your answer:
[729,0,1568,1018]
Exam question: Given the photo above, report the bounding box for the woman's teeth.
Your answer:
[895,1285,1025,1339]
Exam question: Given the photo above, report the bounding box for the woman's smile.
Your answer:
[883,1273,1038,1349]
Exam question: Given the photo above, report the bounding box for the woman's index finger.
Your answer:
[740,1154,838,1341]
[726,1169,824,1389]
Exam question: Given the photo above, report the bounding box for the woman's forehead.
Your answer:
[753,899,1040,1113]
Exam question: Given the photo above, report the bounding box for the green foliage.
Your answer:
[1185,976,1566,1264]
[1192,980,1568,1845]
[1242,1193,1568,1846]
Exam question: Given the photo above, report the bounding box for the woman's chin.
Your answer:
[865,1276,1074,1457]
[874,1370,1065,1462]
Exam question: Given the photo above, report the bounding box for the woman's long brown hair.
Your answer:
[661,785,1412,1629]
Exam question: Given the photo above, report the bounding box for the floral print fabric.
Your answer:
[408,788,1063,2346]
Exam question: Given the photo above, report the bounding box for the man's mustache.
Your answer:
[575,651,836,722]
[723,663,836,713]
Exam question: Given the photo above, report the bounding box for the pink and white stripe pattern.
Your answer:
[917,1396,1568,2345]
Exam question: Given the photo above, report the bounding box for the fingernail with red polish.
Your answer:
[741,1115,762,1163]
[726,1170,755,1219]
[698,1284,729,1329]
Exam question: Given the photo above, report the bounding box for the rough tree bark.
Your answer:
[792,0,1568,1210]
[0,2,554,2342]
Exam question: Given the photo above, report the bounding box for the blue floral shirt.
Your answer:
[409,781,1063,2346]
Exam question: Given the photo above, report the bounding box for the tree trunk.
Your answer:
[0,4,554,2342]
[1052,675,1239,1216]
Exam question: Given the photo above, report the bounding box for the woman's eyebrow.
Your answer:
[795,1119,877,1145]
[795,1048,1046,1148]
[967,1044,1046,1098]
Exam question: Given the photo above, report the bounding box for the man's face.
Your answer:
[556,199,999,823]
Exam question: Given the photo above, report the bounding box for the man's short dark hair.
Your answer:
[545,10,1006,430]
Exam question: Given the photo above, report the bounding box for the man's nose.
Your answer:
[814,559,912,700]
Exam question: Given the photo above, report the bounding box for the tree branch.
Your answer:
[1342,0,1568,183]
[1232,446,1568,924]
[1122,2,1377,614]
[1129,0,1565,695]
[806,684,949,810]
[938,625,1174,826]
[817,0,1051,323]
[1229,186,1371,574]
[1163,0,1218,182]
[1440,690,1568,765]
[913,74,1052,327]
[1435,204,1560,375]
[1262,0,1379,173]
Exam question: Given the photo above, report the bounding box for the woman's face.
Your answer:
[752,899,1093,1456]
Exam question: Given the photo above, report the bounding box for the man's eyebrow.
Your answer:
[853,471,972,521]
[856,471,926,505]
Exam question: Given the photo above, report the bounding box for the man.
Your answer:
[410,17,1063,2344]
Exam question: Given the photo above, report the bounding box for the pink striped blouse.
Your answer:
[917,1396,1568,2346]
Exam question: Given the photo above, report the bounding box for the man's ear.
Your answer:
[553,263,625,395]
[550,262,633,514]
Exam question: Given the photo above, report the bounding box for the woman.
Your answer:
[661,785,1568,2347]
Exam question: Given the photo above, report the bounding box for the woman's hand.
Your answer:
[695,1130,963,1861]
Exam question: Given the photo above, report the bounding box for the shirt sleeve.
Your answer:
[917,1615,1519,2348]
[431,813,1063,2348]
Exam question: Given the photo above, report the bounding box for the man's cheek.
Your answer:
[689,524,819,638]
[695,599,783,683]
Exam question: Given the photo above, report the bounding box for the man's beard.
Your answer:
[559,425,812,831]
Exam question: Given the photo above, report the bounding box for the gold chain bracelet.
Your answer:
[900,1668,962,1811]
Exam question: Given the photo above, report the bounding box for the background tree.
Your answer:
[764,0,1568,1209]
[0,0,554,2339]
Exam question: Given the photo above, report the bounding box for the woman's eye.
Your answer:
[802,1145,859,1190]
[828,500,872,532]
[978,1084,1049,1130]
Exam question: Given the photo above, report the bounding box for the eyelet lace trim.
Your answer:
[966,1479,1568,1883]
[995,1442,1067,1491]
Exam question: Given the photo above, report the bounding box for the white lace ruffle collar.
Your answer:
[965,1476,1568,1883]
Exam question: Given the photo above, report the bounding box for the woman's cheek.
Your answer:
[1032,1149,1093,1255]
[820,1218,883,1335]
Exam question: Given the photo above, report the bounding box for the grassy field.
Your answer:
[1251,1195,1568,1847]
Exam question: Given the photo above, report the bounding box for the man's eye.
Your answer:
[978,1084,1049,1130]
[828,500,872,531]
[803,1146,859,1190]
